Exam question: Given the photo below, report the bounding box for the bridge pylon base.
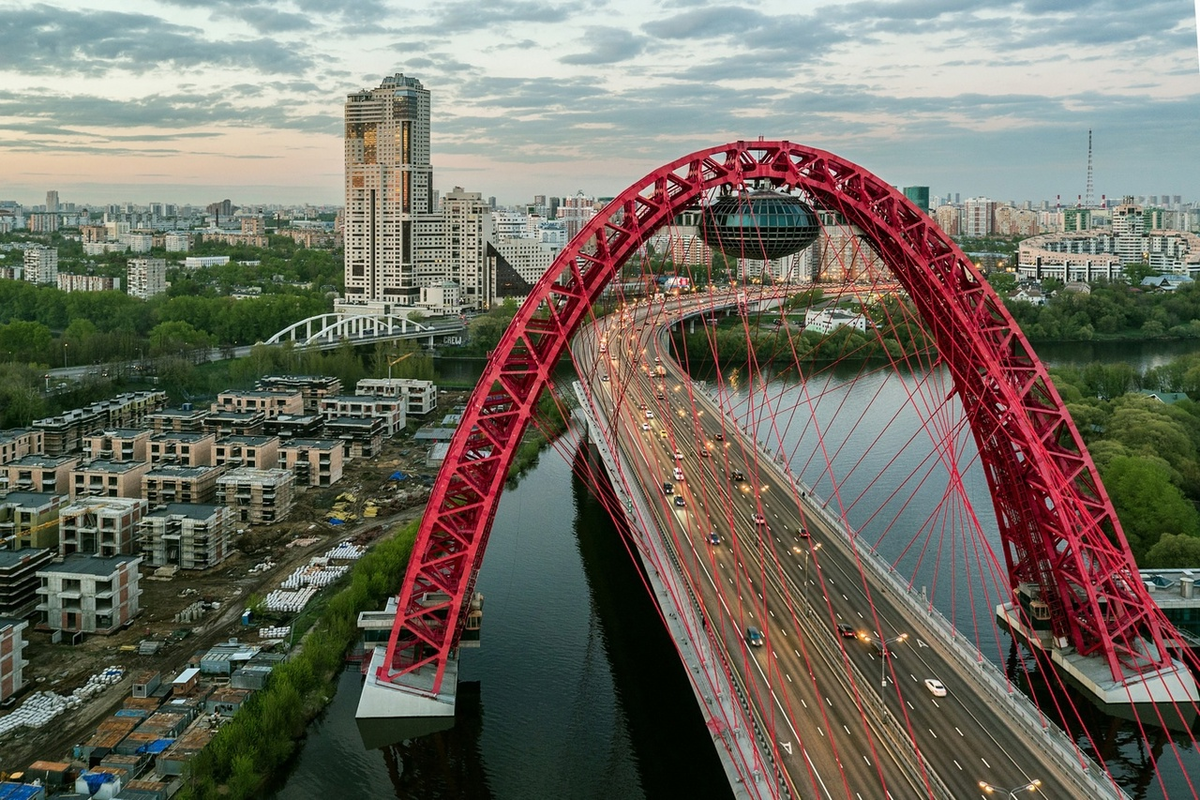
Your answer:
[997,602,1199,727]
[355,634,459,749]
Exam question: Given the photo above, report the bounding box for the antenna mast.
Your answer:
[1084,129,1095,208]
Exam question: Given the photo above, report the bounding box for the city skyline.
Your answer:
[1,0,1197,207]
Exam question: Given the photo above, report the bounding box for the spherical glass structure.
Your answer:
[698,191,821,261]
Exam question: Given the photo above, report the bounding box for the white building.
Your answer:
[23,245,58,285]
[164,233,191,252]
[804,308,868,335]
[183,256,230,269]
[127,257,167,299]
[355,377,438,416]
[963,197,997,237]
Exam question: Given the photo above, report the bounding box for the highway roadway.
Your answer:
[577,291,1094,799]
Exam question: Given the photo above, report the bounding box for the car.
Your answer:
[660,429,669,439]
[798,527,810,538]
[836,623,857,638]
[600,375,609,382]
[641,423,651,431]
[731,469,745,482]
[662,482,673,495]
[707,531,722,545]
[924,678,947,697]
[673,467,684,481]
[645,410,654,419]
[745,626,765,647]
[753,513,766,525]
[699,447,710,457]
[715,432,724,441]
[673,495,686,508]
[654,356,661,364]
[638,402,647,410]
[674,451,683,460]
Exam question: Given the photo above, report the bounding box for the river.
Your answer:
[273,341,1198,799]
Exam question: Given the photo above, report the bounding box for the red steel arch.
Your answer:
[378,140,1173,694]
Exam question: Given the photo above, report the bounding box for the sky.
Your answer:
[1,0,1197,208]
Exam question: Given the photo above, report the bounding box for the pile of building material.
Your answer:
[325,542,367,561]
[72,665,125,700]
[248,560,276,574]
[264,586,318,613]
[0,665,124,736]
[258,625,291,639]
[280,560,348,589]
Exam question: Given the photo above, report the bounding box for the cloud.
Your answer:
[559,26,648,65]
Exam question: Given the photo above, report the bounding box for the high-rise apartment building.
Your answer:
[45,190,59,213]
[23,246,58,285]
[963,197,997,237]
[902,186,930,213]
[127,258,167,300]
[344,73,433,304]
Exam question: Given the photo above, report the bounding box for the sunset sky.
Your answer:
[1,0,1197,207]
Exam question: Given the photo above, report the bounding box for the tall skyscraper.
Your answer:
[902,186,930,213]
[343,73,432,303]
[45,191,59,213]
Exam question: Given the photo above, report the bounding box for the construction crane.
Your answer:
[388,351,415,380]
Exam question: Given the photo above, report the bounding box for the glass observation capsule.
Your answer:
[698,191,821,261]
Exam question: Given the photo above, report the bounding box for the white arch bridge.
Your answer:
[265,313,467,350]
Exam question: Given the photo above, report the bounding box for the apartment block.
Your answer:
[139,503,233,571]
[0,548,53,618]
[148,406,210,434]
[213,435,279,469]
[324,417,384,459]
[262,414,324,440]
[355,377,438,416]
[36,554,142,634]
[82,429,151,462]
[0,492,65,550]
[213,390,303,419]
[0,616,29,703]
[126,257,167,299]
[0,429,43,466]
[202,411,266,437]
[143,465,224,506]
[255,376,342,413]
[216,467,295,525]
[148,432,216,467]
[58,497,147,557]
[3,454,80,494]
[318,395,405,436]
[57,273,121,293]
[279,439,344,487]
[70,460,152,499]
[23,245,58,285]
[33,391,168,455]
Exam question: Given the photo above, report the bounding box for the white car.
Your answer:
[753,513,766,525]
[673,467,684,481]
[674,451,683,460]
[645,410,654,419]
[924,678,947,697]
[641,422,651,431]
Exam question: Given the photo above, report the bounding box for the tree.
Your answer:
[1101,455,1200,561]
[1143,533,1200,569]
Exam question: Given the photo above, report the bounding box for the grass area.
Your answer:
[178,519,420,800]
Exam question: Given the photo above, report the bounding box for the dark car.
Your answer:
[798,527,810,538]
[836,623,857,638]
[745,626,765,647]
[662,482,673,495]
[715,432,724,441]
[673,495,686,508]
[731,469,745,482]
[707,531,721,545]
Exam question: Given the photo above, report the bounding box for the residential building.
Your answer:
[902,186,930,213]
[213,435,279,469]
[70,460,152,499]
[58,497,147,557]
[422,186,492,307]
[318,395,405,436]
[255,376,342,414]
[57,273,121,293]
[148,405,210,434]
[325,416,385,459]
[0,492,65,550]
[262,413,324,440]
[343,73,432,304]
[82,429,151,463]
[0,548,53,618]
[216,467,295,525]
[355,377,437,415]
[0,429,43,466]
[148,432,216,467]
[138,503,233,571]
[202,411,266,438]
[163,232,191,252]
[23,245,58,285]
[142,465,224,506]
[127,257,167,299]
[279,439,344,487]
[3,454,80,495]
[36,554,142,634]
[0,616,29,703]
[213,390,303,419]
[963,197,997,237]
[32,391,168,455]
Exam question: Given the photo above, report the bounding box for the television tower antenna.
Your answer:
[1085,129,1095,208]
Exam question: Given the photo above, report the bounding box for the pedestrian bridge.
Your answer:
[265,312,466,349]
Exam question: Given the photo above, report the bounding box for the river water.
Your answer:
[273,341,1200,799]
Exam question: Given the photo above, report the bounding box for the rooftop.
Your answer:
[216,435,277,446]
[0,548,52,570]
[0,491,61,508]
[147,503,225,521]
[280,438,341,450]
[151,431,213,442]
[75,459,148,474]
[6,454,79,469]
[38,553,141,576]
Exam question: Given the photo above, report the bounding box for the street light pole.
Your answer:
[979,779,1041,798]
[872,632,908,688]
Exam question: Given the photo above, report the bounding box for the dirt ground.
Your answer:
[0,390,470,772]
